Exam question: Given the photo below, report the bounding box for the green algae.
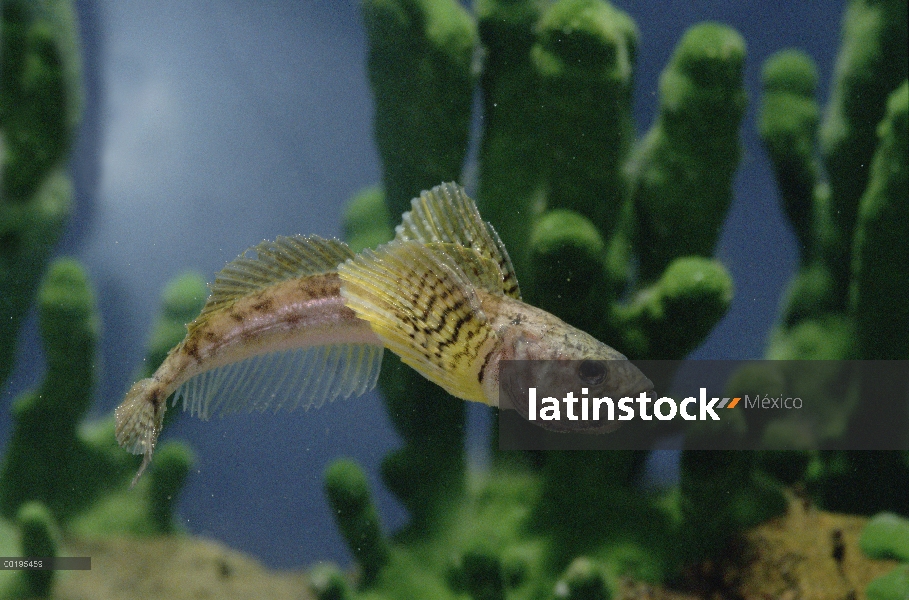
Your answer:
[329,0,909,597]
[0,261,206,599]
[329,0,788,597]
[745,2,909,521]
[866,565,909,600]
[862,511,909,600]
[10,503,57,599]
[861,512,909,563]
[0,0,83,389]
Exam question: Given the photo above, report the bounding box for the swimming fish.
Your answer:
[115,183,653,483]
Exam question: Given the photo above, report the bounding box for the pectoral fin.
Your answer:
[338,241,498,404]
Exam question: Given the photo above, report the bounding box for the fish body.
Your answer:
[115,183,652,482]
[137,273,380,405]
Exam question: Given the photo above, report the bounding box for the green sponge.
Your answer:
[324,459,389,584]
[629,23,746,283]
[0,0,82,388]
[866,565,909,600]
[861,512,909,562]
[13,502,57,599]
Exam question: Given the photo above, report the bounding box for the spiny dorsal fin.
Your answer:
[396,183,522,300]
[338,240,499,404]
[190,235,354,334]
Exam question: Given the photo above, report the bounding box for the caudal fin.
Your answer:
[114,378,165,486]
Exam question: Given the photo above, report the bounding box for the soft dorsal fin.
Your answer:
[396,183,522,300]
[189,235,354,334]
[424,242,505,295]
[338,240,499,404]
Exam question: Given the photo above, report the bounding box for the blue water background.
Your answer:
[1,0,842,570]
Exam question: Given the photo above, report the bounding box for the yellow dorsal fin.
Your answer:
[338,240,499,404]
[424,242,505,295]
[190,235,354,334]
[396,182,522,300]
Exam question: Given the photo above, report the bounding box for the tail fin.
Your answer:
[114,378,165,486]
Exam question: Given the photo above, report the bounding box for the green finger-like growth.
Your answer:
[754,0,907,518]
[678,450,785,563]
[337,0,806,596]
[66,267,204,537]
[850,81,909,361]
[629,23,746,283]
[448,545,507,600]
[342,185,394,254]
[361,0,478,218]
[614,256,733,360]
[526,209,610,330]
[531,0,636,233]
[359,0,478,525]
[758,50,820,253]
[324,459,389,584]
[0,0,82,388]
[820,0,908,297]
[474,0,549,274]
[0,260,203,551]
[866,565,909,600]
[11,502,57,599]
[0,0,81,202]
[860,512,909,562]
[0,259,100,521]
[0,4,209,593]
[308,563,354,600]
[554,557,612,600]
[149,442,193,534]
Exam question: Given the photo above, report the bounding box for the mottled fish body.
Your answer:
[115,183,653,483]
[115,238,384,482]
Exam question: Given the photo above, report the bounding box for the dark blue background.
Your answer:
[2,0,842,569]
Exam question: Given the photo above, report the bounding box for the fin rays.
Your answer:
[338,240,497,404]
[175,343,383,419]
[191,236,355,334]
[396,182,521,299]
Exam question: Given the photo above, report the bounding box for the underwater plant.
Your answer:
[326,0,792,596]
[861,512,909,600]
[0,258,205,599]
[0,0,82,389]
[0,3,208,597]
[745,0,909,516]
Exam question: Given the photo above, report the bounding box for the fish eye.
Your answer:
[578,360,608,385]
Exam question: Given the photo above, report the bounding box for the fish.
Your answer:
[115,182,653,483]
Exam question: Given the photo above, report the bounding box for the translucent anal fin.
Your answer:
[338,240,498,404]
[396,182,521,300]
[174,343,383,420]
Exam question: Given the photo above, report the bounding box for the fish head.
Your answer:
[489,303,654,433]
